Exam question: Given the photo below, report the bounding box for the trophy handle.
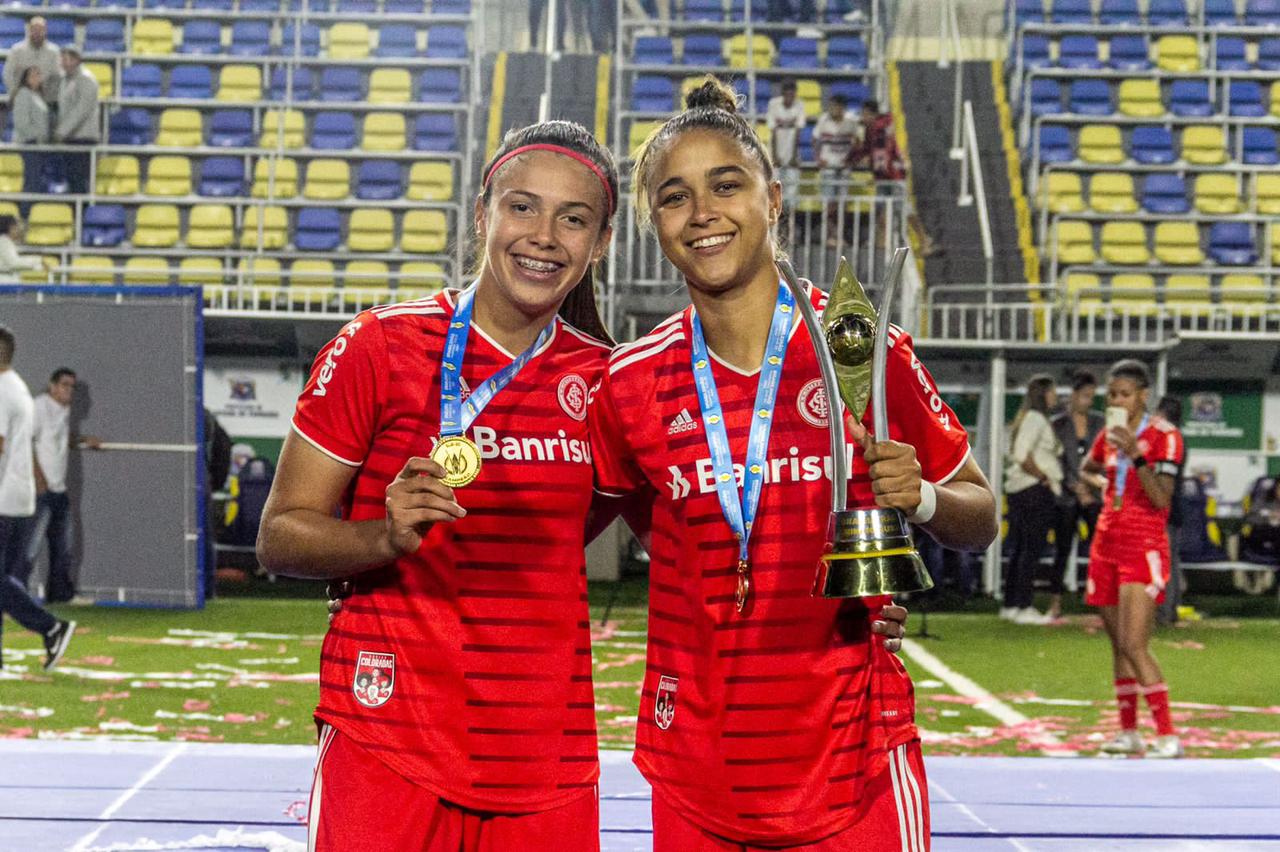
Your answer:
[871,247,910,443]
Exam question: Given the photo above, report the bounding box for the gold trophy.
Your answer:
[776,248,933,598]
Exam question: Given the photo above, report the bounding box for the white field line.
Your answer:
[930,778,1034,852]
[69,743,189,852]
[1262,759,1280,774]
[900,639,1078,758]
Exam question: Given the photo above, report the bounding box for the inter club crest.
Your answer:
[797,378,829,428]
[352,650,395,709]
[654,675,678,730]
[558,374,589,421]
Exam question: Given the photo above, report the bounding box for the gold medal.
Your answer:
[735,559,751,613]
[431,435,482,488]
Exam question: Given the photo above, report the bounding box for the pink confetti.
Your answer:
[590,621,619,642]
[183,700,211,712]
[1164,640,1206,650]
[595,653,647,671]
[0,728,35,739]
[81,691,131,702]
[930,694,981,705]
[80,656,115,666]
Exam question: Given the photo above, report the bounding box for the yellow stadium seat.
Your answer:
[1089,172,1137,213]
[1272,82,1280,118]
[368,69,412,105]
[240,205,289,249]
[217,65,261,102]
[303,159,351,200]
[1078,125,1124,164]
[343,260,390,303]
[186,204,234,248]
[755,121,772,150]
[178,256,224,286]
[1194,173,1241,215]
[156,109,203,147]
[144,156,192,197]
[0,155,20,193]
[96,155,140,196]
[1219,274,1267,304]
[69,255,116,285]
[401,210,448,253]
[1117,79,1163,118]
[1255,174,1280,214]
[397,261,446,295]
[1153,221,1204,265]
[1064,272,1104,314]
[1155,35,1200,72]
[1100,221,1149,264]
[84,62,113,97]
[1181,126,1226,165]
[727,34,774,69]
[1109,273,1157,313]
[252,157,299,198]
[0,201,18,220]
[17,256,53,283]
[1164,274,1211,308]
[1042,172,1084,213]
[795,169,825,213]
[132,19,175,56]
[1055,220,1096,264]
[1272,223,1280,257]
[348,209,395,252]
[259,110,305,149]
[235,257,282,296]
[406,161,453,202]
[123,256,172,285]
[133,204,180,248]
[289,259,336,290]
[25,203,73,246]
[796,78,823,120]
[362,112,406,151]
[629,120,663,155]
[328,22,370,59]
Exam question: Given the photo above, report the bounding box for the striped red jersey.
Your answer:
[588,285,970,844]
[1089,415,1184,538]
[292,290,611,813]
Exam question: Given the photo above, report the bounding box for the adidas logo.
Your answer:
[667,408,699,435]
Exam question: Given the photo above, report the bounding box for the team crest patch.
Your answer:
[558,374,589,421]
[797,378,829,428]
[353,650,395,708]
[655,675,678,730]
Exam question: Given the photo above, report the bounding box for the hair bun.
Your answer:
[684,77,739,114]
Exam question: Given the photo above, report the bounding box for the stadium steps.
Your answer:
[483,51,611,160]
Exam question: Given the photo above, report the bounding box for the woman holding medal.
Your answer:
[1081,359,1184,759]
[589,78,997,850]
[258,121,621,851]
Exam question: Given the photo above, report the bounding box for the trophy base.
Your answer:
[813,508,935,598]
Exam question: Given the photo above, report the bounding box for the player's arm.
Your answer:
[1107,425,1177,510]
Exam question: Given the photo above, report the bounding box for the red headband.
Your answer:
[483,143,616,216]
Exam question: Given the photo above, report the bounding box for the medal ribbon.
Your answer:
[689,281,795,611]
[1112,413,1149,509]
[440,285,556,438]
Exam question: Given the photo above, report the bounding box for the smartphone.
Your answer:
[1105,406,1128,431]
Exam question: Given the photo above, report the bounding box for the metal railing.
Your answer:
[956,98,996,285]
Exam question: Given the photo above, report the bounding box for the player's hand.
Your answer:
[384,457,466,556]
[1106,425,1139,457]
[325,580,353,626]
[79,435,103,450]
[872,604,908,654]
[847,415,924,516]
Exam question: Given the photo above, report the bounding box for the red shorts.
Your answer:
[308,724,600,852]
[1086,535,1170,607]
[651,741,929,851]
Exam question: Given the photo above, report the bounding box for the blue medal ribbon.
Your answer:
[440,285,556,438]
[1112,413,1149,510]
[689,281,795,613]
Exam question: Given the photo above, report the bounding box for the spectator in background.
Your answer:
[2,17,61,106]
[54,45,99,195]
[12,66,50,205]
[1047,368,1105,620]
[847,99,938,256]
[0,215,42,277]
[0,325,76,671]
[813,93,858,247]
[1002,374,1063,625]
[768,0,815,21]
[1155,395,1186,625]
[764,80,806,229]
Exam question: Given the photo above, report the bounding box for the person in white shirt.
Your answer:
[0,215,43,277]
[764,80,807,211]
[812,93,859,247]
[0,325,75,671]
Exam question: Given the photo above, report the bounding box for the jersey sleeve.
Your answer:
[587,368,646,496]
[1088,428,1108,464]
[882,331,970,484]
[292,314,387,467]
[1149,425,1184,478]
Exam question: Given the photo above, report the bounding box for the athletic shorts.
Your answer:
[651,740,929,852]
[307,724,600,852]
[1085,536,1170,607]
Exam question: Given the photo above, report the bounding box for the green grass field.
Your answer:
[3,591,1278,757]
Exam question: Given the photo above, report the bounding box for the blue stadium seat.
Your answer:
[797,124,813,162]
[230,21,271,56]
[279,23,321,56]
[1229,81,1266,117]
[1051,0,1092,23]
[198,157,245,196]
[295,209,343,251]
[241,0,281,10]
[731,77,770,112]
[683,0,724,21]
[1147,0,1188,24]
[1242,126,1279,164]
[356,160,403,200]
[418,68,461,102]
[1014,0,1043,24]
[1247,0,1280,25]
[377,25,418,58]
[44,18,74,45]
[312,112,358,149]
[1131,126,1175,163]
[426,26,467,59]
[1169,79,1211,117]
[180,20,224,55]
[634,37,674,65]
[1069,79,1112,115]
[777,37,819,68]
[432,0,470,10]
[108,109,153,145]
[269,67,314,101]
[0,18,25,47]
[85,19,125,54]
[1204,0,1237,25]
[633,75,675,111]
[144,0,187,7]
[1038,125,1073,163]
[169,66,214,99]
[684,35,726,66]
[1108,35,1150,70]
[122,64,163,98]
[1208,222,1256,265]
[728,0,769,21]
[336,0,378,10]
[1059,35,1102,69]
[413,113,457,151]
[827,80,868,107]
[285,0,326,10]
[1260,38,1280,70]
[82,205,127,247]
[319,67,363,102]
[826,36,867,69]
[1215,37,1249,71]
[50,0,92,8]
[1022,35,1051,69]
[191,0,235,9]
[1099,0,1140,24]
[386,0,426,10]
[209,109,253,146]
[1030,79,1062,116]
[1140,174,1189,213]
[822,0,856,21]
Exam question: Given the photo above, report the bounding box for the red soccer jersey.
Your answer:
[292,290,611,813]
[588,286,970,844]
[1089,415,1184,539]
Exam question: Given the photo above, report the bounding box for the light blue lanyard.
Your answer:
[439,286,555,437]
[1113,413,1149,508]
[689,282,795,611]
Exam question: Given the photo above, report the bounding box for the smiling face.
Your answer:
[1107,376,1148,422]
[647,129,781,298]
[475,150,611,322]
[49,373,75,406]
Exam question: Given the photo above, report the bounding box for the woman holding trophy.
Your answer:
[589,78,998,850]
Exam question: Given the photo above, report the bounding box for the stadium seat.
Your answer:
[81,205,127,246]
[1153,221,1204,264]
[633,75,675,111]
[122,64,163,98]
[1065,271,1104,312]
[1108,274,1157,313]
[1022,35,1051,69]
[362,113,406,151]
[343,261,390,301]
[169,66,213,100]
[412,113,458,151]
[156,109,203,147]
[1059,35,1102,70]
[348,209,395,251]
[289,259,336,290]
[208,110,253,147]
[399,261,446,294]
[218,65,261,102]
[1156,35,1200,71]
[123,257,172,285]
[1259,38,1280,71]
[1131,126,1175,163]
[1271,82,1280,117]
[312,112,358,149]
[1247,0,1280,25]
[1215,37,1250,71]
[1055,220,1096,264]
[1219,274,1267,305]
[1037,125,1072,163]
[426,26,467,59]
[1230,81,1266,117]
[777,37,818,69]
[68,256,116,285]
[270,67,315,101]
[1069,79,1113,115]
[319,67,363,102]
[230,20,270,56]
[1051,0,1091,22]
[85,20,126,54]
[235,257,282,292]
[252,157,298,198]
[355,160,402,200]
[260,110,305,148]
[1078,125,1124,163]
[84,62,114,98]
[1163,274,1211,308]
[369,69,412,105]
[187,204,234,248]
[629,120,662,155]
[418,68,462,103]
[1181,125,1226,164]
[1208,222,1256,265]
[1089,172,1138,213]
[1108,36,1151,71]
[1169,80,1211,117]
[133,204,181,248]
[192,0,235,8]
[796,78,824,118]
[826,36,867,70]
[336,0,377,11]
[198,157,244,197]
[328,23,371,59]
[43,18,73,45]
[108,109,153,145]
[178,257,225,288]
[1099,0,1140,24]
[239,206,288,249]
[407,161,453,201]
[0,18,22,46]
[180,20,223,55]
[731,77,771,112]
[1117,79,1162,117]
[1100,221,1150,264]
[1140,173,1189,213]
[1255,173,1280,214]
[727,0,768,18]
[726,33,774,69]
[0,155,20,194]
[132,19,176,55]
[1030,79,1062,117]
[1243,126,1280,164]
[683,35,726,67]
[1194,173,1240,214]
[684,0,724,21]
[377,24,418,58]
[401,210,448,253]
[303,159,351,200]
[96,156,140,195]
[1204,0,1238,25]
[295,208,342,251]
[279,23,321,57]
[1013,0,1044,25]
[634,37,674,65]
[145,156,192,196]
